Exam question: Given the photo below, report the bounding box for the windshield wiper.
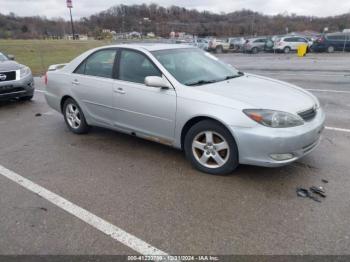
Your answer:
[224,71,244,80]
[186,72,244,86]
[185,79,218,86]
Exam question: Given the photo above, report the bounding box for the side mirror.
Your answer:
[145,76,170,89]
[7,54,15,60]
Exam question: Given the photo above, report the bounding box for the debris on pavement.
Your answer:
[310,186,327,198]
[296,187,322,203]
[322,179,329,184]
[35,113,42,117]
[296,188,309,198]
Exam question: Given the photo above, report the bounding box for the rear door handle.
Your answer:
[114,87,126,94]
[72,79,80,85]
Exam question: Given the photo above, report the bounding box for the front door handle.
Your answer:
[72,79,80,85]
[114,87,126,94]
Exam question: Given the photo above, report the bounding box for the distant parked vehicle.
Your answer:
[265,38,275,52]
[243,38,268,54]
[228,37,245,52]
[312,33,350,53]
[208,38,231,53]
[273,36,311,54]
[0,52,34,101]
[196,38,210,51]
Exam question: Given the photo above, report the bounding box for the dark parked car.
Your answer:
[0,52,34,101]
[312,33,350,53]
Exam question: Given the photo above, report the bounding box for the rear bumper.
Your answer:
[0,74,34,100]
[230,108,326,167]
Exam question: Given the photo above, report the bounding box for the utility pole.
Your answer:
[67,0,75,40]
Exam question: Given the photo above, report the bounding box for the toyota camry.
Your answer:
[44,44,325,175]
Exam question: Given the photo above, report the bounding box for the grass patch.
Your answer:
[0,40,110,75]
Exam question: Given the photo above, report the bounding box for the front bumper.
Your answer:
[230,108,326,167]
[0,73,34,100]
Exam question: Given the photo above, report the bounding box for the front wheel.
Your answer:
[63,98,90,134]
[184,120,239,175]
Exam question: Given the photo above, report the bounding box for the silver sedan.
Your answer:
[44,44,325,175]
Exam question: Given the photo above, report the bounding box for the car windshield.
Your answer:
[152,48,242,86]
[0,53,9,62]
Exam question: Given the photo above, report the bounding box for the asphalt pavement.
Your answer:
[0,52,349,256]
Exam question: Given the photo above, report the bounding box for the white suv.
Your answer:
[274,36,312,53]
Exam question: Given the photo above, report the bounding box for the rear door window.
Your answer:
[327,35,346,41]
[75,49,117,78]
[297,37,308,42]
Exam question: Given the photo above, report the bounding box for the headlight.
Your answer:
[20,66,31,78]
[243,109,304,128]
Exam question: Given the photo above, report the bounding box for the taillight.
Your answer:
[44,72,48,85]
[316,37,325,43]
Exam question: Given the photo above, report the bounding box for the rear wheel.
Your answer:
[327,46,335,53]
[215,46,223,54]
[283,47,291,54]
[252,47,259,54]
[184,120,239,175]
[63,98,90,134]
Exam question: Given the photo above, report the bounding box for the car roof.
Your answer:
[283,35,307,39]
[248,37,266,40]
[96,43,193,52]
[327,32,350,36]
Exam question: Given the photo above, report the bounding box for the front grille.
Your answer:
[0,71,16,82]
[298,107,317,121]
[0,86,24,95]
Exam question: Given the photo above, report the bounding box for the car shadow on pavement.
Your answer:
[0,98,32,108]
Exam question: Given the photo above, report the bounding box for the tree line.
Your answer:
[0,4,349,39]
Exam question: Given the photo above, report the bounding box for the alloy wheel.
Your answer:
[65,103,81,129]
[192,131,230,169]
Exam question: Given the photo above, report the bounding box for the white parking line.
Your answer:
[0,165,169,257]
[325,126,350,133]
[306,89,350,94]
[35,89,45,93]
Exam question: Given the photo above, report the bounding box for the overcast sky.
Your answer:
[1,0,350,19]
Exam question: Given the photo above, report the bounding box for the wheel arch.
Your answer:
[180,116,238,151]
[60,95,74,113]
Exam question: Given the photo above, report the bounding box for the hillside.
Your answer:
[0,4,349,39]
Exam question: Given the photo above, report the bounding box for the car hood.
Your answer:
[0,61,21,72]
[192,74,317,113]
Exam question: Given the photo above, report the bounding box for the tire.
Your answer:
[327,46,335,53]
[252,47,259,54]
[215,46,223,54]
[63,98,90,134]
[283,47,291,54]
[184,120,239,175]
[19,95,33,101]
